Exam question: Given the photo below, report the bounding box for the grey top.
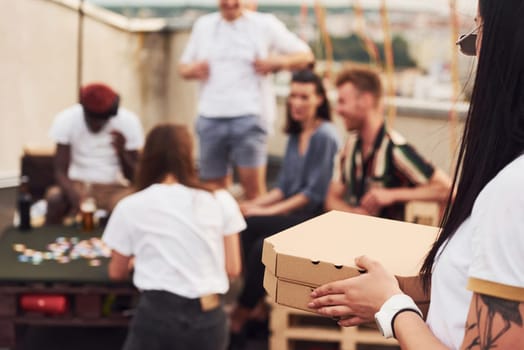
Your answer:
[277,122,341,215]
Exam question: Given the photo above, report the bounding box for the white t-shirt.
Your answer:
[427,154,524,349]
[102,184,246,298]
[49,104,144,184]
[180,11,311,127]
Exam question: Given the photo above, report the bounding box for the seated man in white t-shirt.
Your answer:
[45,83,144,225]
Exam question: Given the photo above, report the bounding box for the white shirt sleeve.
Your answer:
[180,18,203,64]
[48,106,77,145]
[265,14,311,54]
[102,200,135,257]
[215,190,247,236]
[468,159,524,300]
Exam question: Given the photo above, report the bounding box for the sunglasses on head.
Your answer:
[456,25,480,56]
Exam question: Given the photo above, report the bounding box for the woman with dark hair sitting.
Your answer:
[229,70,341,345]
[102,124,244,350]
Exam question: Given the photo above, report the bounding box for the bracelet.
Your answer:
[391,308,423,339]
[374,294,423,339]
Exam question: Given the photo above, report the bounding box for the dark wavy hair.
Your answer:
[284,70,331,134]
[421,0,524,290]
[134,123,211,192]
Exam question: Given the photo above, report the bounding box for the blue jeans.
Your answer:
[123,290,228,350]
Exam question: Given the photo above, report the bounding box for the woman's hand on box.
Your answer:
[307,255,403,327]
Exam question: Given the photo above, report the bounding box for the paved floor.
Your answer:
[0,187,267,350]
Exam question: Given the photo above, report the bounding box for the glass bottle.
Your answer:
[17,175,32,231]
[80,183,97,232]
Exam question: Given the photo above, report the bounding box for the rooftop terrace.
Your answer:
[1,0,468,188]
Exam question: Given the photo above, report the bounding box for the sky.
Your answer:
[88,0,477,14]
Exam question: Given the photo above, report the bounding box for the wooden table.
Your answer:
[0,225,137,348]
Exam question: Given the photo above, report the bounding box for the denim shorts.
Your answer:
[196,114,268,180]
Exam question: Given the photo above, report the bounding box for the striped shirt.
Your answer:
[333,124,435,220]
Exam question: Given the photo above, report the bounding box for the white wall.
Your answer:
[1,0,78,183]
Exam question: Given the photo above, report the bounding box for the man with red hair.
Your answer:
[45,83,144,224]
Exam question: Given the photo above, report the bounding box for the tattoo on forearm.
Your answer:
[464,294,522,349]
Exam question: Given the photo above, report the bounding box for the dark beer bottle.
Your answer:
[17,175,32,231]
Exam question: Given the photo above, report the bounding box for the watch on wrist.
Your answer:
[374,294,423,339]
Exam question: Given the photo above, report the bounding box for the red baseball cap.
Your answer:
[80,83,120,118]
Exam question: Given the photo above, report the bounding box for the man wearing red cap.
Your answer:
[45,83,144,224]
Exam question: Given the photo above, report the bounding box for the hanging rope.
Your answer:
[380,0,397,126]
[314,0,333,82]
[299,1,309,41]
[353,0,381,66]
[77,0,85,99]
[448,0,460,172]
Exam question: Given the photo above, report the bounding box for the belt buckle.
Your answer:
[200,294,220,311]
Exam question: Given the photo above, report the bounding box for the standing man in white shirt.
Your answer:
[178,0,314,200]
[45,83,144,224]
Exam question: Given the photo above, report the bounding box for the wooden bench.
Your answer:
[269,301,399,350]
